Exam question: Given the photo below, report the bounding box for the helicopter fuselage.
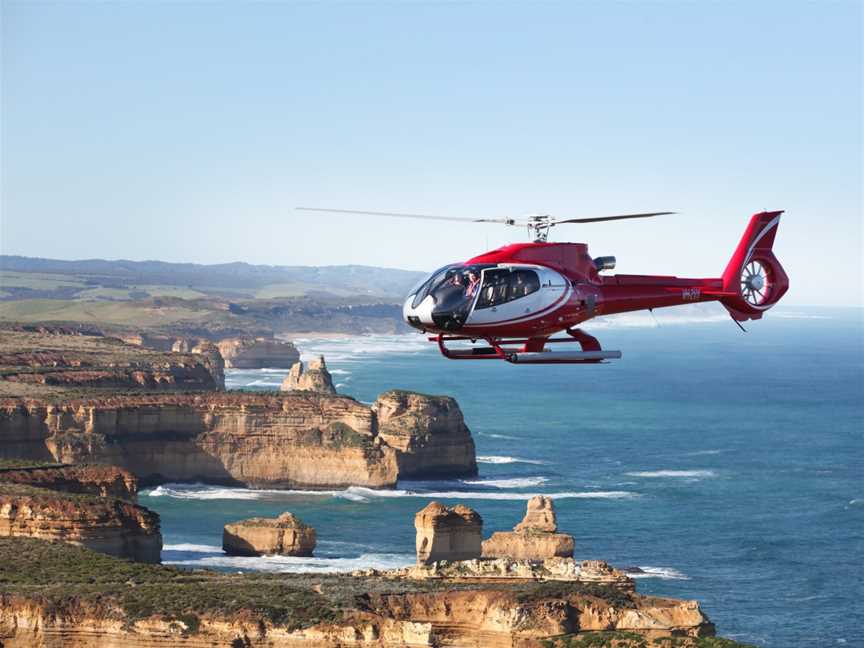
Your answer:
[402,211,789,363]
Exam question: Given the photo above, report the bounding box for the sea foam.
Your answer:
[143,483,636,502]
[626,470,716,478]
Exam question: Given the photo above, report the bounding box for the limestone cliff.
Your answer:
[0,464,137,499]
[374,390,478,478]
[0,330,224,395]
[217,336,300,369]
[0,391,477,488]
[0,537,733,647]
[0,485,161,563]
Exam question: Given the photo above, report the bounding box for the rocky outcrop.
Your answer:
[415,502,482,564]
[382,557,634,588]
[482,495,575,560]
[281,356,337,394]
[217,336,300,369]
[482,531,575,561]
[0,464,137,499]
[223,512,316,556]
[374,390,478,478]
[0,485,161,562]
[0,330,224,394]
[0,391,477,488]
[0,537,745,647]
[515,494,558,532]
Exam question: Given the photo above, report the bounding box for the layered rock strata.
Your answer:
[0,485,161,563]
[482,495,575,560]
[0,330,224,394]
[281,355,337,394]
[0,464,137,499]
[217,336,300,369]
[415,501,483,564]
[0,391,477,488]
[374,390,477,478]
[223,512,316,556]
[0,537,730,647]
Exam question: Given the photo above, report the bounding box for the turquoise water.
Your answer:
[141,307,863,647]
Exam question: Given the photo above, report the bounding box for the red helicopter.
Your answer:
[298,208,789,364]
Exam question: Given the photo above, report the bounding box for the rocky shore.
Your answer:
[0,535,756,647]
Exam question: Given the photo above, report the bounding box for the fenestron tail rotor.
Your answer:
[295,207,676,242]
[740,259,772,306]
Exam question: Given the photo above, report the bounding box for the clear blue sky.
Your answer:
[1,1,861,306]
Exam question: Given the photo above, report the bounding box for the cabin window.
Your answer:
[476,268,540,309]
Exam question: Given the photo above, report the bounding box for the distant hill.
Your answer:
[0,256,426,301]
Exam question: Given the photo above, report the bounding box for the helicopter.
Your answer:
[297,207,789,364]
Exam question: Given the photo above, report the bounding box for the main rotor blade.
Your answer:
[552,211,676,225]
[295,207,513,224]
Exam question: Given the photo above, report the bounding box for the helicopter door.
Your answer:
[465,267,545,326]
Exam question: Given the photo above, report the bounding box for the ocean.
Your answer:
[141,305,863,647]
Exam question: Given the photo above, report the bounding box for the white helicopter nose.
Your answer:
[403,294,435,329]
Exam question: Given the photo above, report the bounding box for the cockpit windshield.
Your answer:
[409,263,492,330]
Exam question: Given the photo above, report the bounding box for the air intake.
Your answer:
[593,256,616,271]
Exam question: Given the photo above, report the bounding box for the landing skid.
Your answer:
[432,329,622,365]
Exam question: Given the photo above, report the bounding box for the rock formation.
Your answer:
[0,536,735,646]
[281,356,337,394]
[0,485,161,563]
[383,556,634,589]
[482,495,575,560]
[0,391,477,488]
[374,390,478,478]
[515,494,558,532]
[415,501,482,564]
[0,464,137,500]
[0,330,224,395]
[223,512,316,556]
[217,336,300,369]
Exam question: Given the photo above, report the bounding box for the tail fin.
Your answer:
[720,211,789,321]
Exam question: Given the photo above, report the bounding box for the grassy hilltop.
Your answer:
[0,256,426,336]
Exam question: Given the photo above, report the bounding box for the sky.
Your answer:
[1,1,861,306]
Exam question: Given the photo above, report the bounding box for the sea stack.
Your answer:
[280,355,337,394]
[415,501,483,564]
[482,495,575,560]
[223,512,316,557]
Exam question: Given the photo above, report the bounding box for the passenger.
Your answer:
[466,271,481,297]
[513,273,527,297]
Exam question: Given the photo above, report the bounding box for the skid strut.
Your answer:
[433,329,622,364]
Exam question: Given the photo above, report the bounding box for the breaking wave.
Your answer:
[293,334,433,363]
[625,470,716,478]
[162,548,413,573]
[477,455,549,465]
[624,566,689,580]
[143,483,636,502]
[461,476,549,488]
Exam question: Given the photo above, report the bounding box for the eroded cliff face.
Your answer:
[0,486,161,563]
[374,390,478,478]
[0,464,137,500]
[0,583,716,648]
[0,330,224,395]
[0,391,477,488]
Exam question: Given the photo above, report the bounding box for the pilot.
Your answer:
[465,271,480,297]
